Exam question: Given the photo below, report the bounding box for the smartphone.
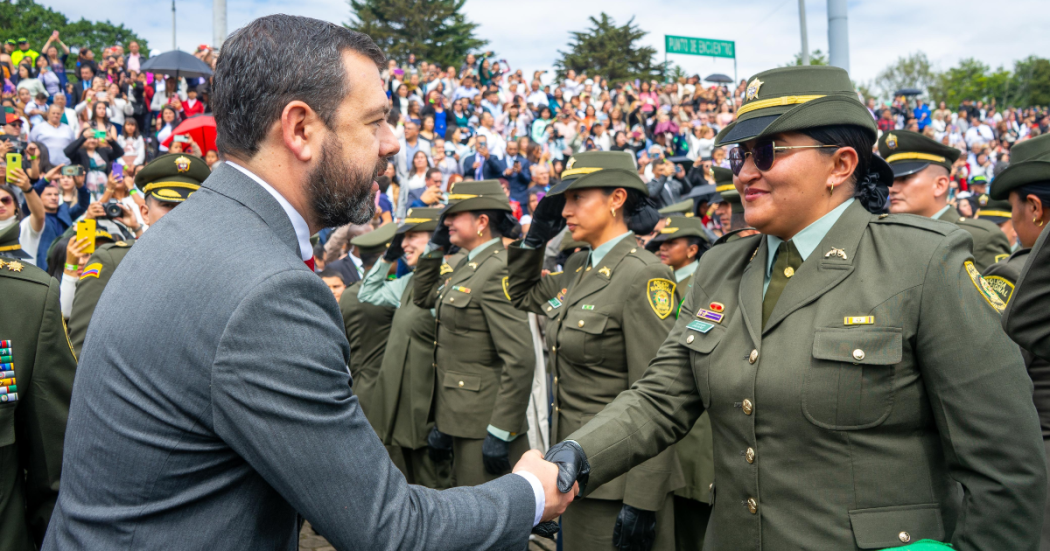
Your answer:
[76,219,96,255]
[5,153,20,183]
[173,134,191,144]
[111,162,124,181]
[62,165,83,176]
[93,130,107,140]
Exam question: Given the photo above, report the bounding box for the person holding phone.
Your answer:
[63,126,124,201]
[12,161,86,270]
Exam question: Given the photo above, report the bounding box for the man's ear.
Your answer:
[280,100,321,163]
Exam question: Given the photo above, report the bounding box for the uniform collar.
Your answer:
[590,231,633,267]
[467,238,501,260]
[766,198,854,281]
[227,161,313,261]
[675,260,698,283]
[932,204,953,221]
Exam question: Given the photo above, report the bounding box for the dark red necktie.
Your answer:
[304,257,315,271]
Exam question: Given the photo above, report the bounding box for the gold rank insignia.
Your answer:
[885,133,898,149]
[6,261,23,272]
[745,78,764,101]
[0,259,5,269]
[647,278,676,320]
[964,260,1007,313]
[468,262,478,270]
[175,155,191,172]
[598,266,611,278]
[824,247,848,260]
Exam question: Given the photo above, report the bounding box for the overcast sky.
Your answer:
[43,0,1050,87]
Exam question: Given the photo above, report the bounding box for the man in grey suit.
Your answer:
[43,15,574,551]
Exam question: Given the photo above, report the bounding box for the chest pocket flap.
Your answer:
[813,327,903,365]
[443,288,474,309]
[679,322,725,354]
[563,309,609,335]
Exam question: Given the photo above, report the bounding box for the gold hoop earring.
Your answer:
[1036,217,1046,227]
[828,183,836,196]
[611,208,617,217]
[477,229,484,237]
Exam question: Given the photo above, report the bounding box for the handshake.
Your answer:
[511,441,590,535]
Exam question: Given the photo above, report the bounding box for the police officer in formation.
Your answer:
[355,207,457,488]
[507,151,681,550]
[413,181,536,487]
[537,65,1045,550]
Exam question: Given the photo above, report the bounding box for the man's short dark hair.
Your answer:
[211,15,385,159]
[426,167,442,180]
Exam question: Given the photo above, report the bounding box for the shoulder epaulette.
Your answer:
[713,227,758,246]
[870,213,955,235]
[0,258,52,286]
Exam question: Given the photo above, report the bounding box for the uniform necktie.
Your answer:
[762,240,802,329]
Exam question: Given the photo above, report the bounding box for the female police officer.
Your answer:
[541,66,1046,550]
[507,151,681,551]
[411,180,536,487]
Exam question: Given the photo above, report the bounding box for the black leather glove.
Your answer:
[543,440,590,494]
[429,218,452,251]
[522,193,566,249]
[382,233,405,262]
[532,520,560,539]
[426,427,453,463]
[481,433,512,475]
[612,504,657,551]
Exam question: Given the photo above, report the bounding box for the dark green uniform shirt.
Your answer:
[339,279,395,423]
[937,206,1011,272]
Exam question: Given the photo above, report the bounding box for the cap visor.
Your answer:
[889,161,929,179]
[717,115,780,145]
[1,248,31,259]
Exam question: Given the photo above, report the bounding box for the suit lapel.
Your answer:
[566,235,635,307]
[763,201,870,333]
[739,238,766,346]
[202,163,301,258]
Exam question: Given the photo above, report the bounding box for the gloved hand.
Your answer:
[426,427,453,463]
[522,193,566,249]
[612,504,657,551]
[481,433,512,475]
[543,440,590,494]
[382,233,405,262]
[532,520,560,539]
[430,218,452,251]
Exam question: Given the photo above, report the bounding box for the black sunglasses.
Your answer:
[728,139,840,176]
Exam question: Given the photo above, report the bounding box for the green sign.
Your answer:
[665,35,735,59]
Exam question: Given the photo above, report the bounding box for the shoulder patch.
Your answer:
[646,278,676,320]
[982,275,1015,305]
[964,260,1007,313]
[80,263,103,280]
[501,276,511,300]
[994,253,1010,263]
[439,262,454,275]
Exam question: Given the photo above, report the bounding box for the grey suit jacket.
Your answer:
[43,163,535,550]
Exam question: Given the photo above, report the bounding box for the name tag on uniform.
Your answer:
[696,309,724,324]
[844,316,874,326]
[687,320,714,333]
[547,297,562,309]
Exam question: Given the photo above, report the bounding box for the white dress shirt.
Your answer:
[227,162,313,261]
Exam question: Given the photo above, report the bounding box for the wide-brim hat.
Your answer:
[974,194,1012,224]
[134,153,210,202]
[991,134,1050,200]
[398,207,443,234]
[715,66,876,146]
[350,221,398,255]
[646,216,710,251]
[441,180,511,217]
[716,183,744,214]
[546,151,647,197]
[877,130,959,179]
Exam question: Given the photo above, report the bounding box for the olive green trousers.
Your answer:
[451,435,530,487]
[386,445,453,490]
[673,495,711,551]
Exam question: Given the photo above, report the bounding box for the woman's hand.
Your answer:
[8,167,30,191]
[65,236,93,273]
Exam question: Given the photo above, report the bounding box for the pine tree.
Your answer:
[554,13,659,83]
[347,0,486,68]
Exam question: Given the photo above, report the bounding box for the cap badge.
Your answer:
[745,78,764,101]
[886,133,898,150]
[565,157,576,170]
[175,155,191,173]
[979,194,989,206]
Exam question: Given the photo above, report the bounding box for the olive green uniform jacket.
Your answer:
[937,207,1011,272]
[568,202,1046,550]
[339,280,395,422]
[1003,226,1050,363]
[68,241,132,358]
[506,236,683,511]
[672,273,714,506]
[413,241,535,439]
[0,258,78,551]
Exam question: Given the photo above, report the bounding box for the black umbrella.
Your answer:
[140,50,213,79]
[895,88,923,97]
[705,74,733,84]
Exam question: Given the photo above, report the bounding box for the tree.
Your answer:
[347,0,486,69]
[1008,56,1050,107]
[555,13,659,83]
[784,49,828,66]
[0,0,148,67]
[873,52,936,100]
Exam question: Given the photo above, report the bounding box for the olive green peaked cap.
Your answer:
[442,180,512,216]
[991,134,1050,200]
[646,216,710,251]
[398,207,443,234]
[658,199,694,216]
[974,194,1013,224]
[350,221,398,255]
[715,66,876,146]
[547,151,648,196]
[876,129,960,178]
[134,153,211,202]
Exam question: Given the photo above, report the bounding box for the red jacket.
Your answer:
[182,99,206,118]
